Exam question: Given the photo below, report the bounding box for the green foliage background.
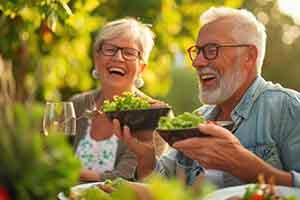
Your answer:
[1,0,299,114]
[0,103,81,199]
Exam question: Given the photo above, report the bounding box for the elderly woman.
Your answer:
[71,18,166,182]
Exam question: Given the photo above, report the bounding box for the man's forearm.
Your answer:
[229,148,292,186]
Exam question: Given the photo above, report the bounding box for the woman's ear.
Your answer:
[139,63,147,73]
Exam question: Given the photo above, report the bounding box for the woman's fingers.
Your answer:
[114,122,138,149]
[123,125,134,142]
[113,119,123,138]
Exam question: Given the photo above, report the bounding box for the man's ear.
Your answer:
[244,45,258,74]
[246,45,258,65]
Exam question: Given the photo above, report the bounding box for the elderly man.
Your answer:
[114,7,300,188]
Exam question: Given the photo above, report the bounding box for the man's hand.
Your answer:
[173,122,243,172]
[113,119,156,179]
[172,122,293,185]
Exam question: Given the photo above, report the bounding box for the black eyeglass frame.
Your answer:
[187,43,252,61]
[97,42,143,61]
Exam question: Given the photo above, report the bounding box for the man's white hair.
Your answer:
[200,7,267,74]
[94,18,155,64]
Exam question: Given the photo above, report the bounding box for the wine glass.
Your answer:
[43,101,76,137]
[82,95,100,119]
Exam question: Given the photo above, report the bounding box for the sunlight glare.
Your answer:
[278,0,300,24]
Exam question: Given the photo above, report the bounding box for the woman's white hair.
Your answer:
[93,18,155,64]
[200,7,267,74]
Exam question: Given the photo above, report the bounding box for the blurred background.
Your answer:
[1,0,299,114]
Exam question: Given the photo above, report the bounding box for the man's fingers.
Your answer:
[198,122,232,139]
[173,137,207,149]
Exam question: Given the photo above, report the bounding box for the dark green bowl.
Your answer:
[156,121,234,146]
[105,107,171,132]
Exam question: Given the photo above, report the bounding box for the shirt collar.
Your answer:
[232,75,266,120]
[197,76,267,121]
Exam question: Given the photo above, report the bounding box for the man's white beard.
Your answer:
[198,60,246,105]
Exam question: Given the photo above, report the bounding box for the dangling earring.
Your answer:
[134,75,144,88]
[92,68,99,79]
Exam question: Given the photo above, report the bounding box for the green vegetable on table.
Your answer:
[102,92,151,112]
[158,111,205,130]
[70,187,112,200]
[238,183,297,200]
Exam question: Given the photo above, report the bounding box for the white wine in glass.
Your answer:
[43,102,76,143]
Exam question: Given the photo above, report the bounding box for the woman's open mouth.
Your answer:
[108,67,126,77]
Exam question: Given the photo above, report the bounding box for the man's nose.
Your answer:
[192,51,209,69]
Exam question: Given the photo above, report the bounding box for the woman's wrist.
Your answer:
[136,155,156,179]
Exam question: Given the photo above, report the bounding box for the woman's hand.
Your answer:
[113,119,156,179]
[80,169,101,182]
[113,119,155,158]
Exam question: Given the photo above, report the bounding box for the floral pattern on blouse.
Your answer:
[76,125,118,173]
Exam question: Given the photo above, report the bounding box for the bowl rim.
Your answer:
[104,106,171,113]
[156,120,234,131]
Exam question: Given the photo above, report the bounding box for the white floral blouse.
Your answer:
[76,123,118,173]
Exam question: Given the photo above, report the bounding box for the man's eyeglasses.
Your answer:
[187,43,251,61]
[98,43,142,61]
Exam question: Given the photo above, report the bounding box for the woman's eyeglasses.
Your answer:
[187,43,251,61]
[98,43,142,61]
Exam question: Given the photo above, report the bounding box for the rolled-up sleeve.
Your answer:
[291,171,300,187]
[155,148,178,178]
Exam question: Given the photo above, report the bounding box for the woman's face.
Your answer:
[94,36,146,91]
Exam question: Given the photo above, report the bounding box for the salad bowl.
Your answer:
[157,121,234,146]
[203,184,300,200]
[105,106,171,132]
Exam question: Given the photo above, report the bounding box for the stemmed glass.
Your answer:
[43,101,76,138]
[81,95,100,119]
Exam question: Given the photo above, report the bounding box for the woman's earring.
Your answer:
[134,75,144,88]
[92,68,99,79]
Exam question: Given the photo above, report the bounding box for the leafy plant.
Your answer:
[0,0,245,102]
[0,103,81,200]
[158,112,205,130]
[102,92,151,112]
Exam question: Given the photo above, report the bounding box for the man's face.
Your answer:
[192,20,250,105]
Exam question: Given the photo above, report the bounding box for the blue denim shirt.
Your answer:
[155,76,300,188]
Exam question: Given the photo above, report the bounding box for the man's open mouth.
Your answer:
[200,74,217,83]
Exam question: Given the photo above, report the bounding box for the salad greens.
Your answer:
[239,184,297,200]
[70,187,112,200]
[70,178,136,200]
[158,112,205,130]
[103,178,124,188]
[102,92,151,112]
[69,175,215,200]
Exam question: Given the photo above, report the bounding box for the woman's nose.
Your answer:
[112,49,125,61]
